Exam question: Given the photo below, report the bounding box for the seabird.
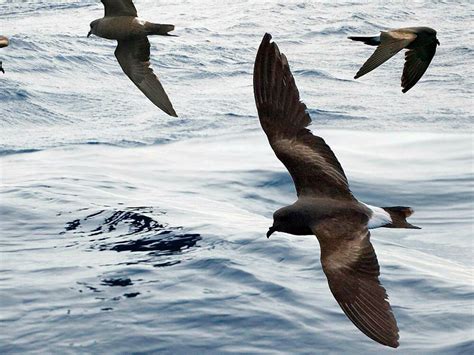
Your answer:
[254,33,421,348]
[0,35,9,74]
[88,0,177,116]
[349,27,439,92]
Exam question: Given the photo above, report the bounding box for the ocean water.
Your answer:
[0,0,473,353]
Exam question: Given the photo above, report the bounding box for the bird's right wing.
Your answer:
[253,33,354,200]
[354,31,416,79]
[401,42,437,93]
[101,0,138,17]
[313,214,399,348]
[115,37,177,117]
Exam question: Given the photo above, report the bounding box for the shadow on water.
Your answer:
[62,207,202,307]
[62,207,201,264]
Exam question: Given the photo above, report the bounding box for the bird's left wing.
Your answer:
[354,31,416,79]
[401,42,437,92]
[115,37,177,117]
[101,0,138,17]
[313,214,399,348]
[254,33,354,200]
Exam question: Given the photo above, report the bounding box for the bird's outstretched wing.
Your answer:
[101,0,138,17]
[354,31,416,79]
[115,37,177,117]
[313,214,399,348]
[253,33,353,200]
[401,42,437,92]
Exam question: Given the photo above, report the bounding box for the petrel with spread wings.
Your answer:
[0,35,9,74]
[254,33,421,347]
[349,27,439,92]
[88,0,177,116]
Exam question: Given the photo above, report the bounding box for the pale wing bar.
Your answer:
[355,31,416,79]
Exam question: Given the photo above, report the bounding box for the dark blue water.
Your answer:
[1,1,473,353]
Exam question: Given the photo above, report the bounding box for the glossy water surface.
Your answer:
[1,1,473,353]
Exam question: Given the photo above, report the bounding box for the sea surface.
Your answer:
[0,1,473,354]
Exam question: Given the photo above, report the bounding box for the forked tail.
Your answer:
[146,23,175,36]
[382,206,421,229]
[348,36,381,46]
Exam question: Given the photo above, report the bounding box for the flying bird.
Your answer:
[254,33,421,348]
[0,35,9,74]
[349,27,439,92]
[88,0,177,116]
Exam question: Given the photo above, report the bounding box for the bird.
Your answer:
[0,35,9,74]
[88,0,177,116]
[349,27,439,92]
[254,33,421,348]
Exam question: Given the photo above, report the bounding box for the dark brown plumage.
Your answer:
[101,0,137,17]
[88,0,177,116]
[349,27,439,92]
[254,33,421,347]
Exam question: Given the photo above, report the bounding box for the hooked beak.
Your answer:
[436,39,440,45]
[266,226,276,239]
[87,31,92,38]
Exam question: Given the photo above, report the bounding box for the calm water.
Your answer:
[1,1,473,353]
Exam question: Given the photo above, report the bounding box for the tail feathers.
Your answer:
[382,206,421,229]
[348,35,380,46]
[146,23,175,36]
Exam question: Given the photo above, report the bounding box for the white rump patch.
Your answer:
[362,202,392,229]
[136,18,146,26]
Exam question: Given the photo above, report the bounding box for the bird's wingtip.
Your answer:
[263,33,272,42]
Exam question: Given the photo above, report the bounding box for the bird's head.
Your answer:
[267,207,303,238]
[426,27,440,46]
[88,19,100,38]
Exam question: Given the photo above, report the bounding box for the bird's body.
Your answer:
[88,0,177,116]
[254,33,421,348]
[349,26,439,92]
[270,198,368,236]
[91,17,147,40]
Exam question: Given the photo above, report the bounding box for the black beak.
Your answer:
[436,39,440,45]
[266,226,276,239]
[87,31,92,38]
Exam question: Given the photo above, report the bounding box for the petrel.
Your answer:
[349,27,439,92]
[88,0,177,116]
[254,33,421,348]
[0,35,9,74]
